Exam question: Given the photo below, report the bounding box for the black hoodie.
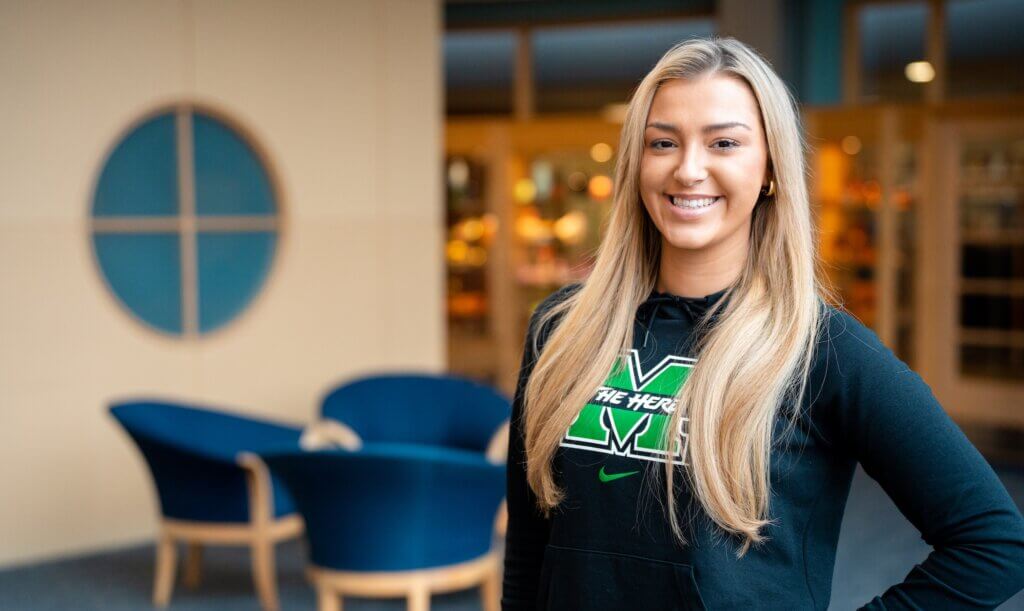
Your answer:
[502,283,1024,610]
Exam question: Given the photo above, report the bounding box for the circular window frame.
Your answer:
[88,101,287,340]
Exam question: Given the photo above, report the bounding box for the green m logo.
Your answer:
[561,350,695,466]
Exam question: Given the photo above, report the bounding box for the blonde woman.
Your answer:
[502,37,1024,610]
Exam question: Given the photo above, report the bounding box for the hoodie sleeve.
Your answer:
[502,284,579,611]
[819,309,1024,610]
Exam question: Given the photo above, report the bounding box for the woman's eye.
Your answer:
[650,139,738,150]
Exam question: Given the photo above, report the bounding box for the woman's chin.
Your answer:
[659,228,717,253]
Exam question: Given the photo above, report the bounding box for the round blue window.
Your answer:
[91,107,281,336]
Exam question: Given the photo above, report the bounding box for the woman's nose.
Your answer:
[673,146,708,185]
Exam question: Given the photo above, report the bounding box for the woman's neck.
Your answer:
[656,236,748,299]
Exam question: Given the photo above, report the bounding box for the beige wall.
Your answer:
[0,0,443,567]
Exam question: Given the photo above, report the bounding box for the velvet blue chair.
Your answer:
[319,373,511,458]
[320,372,513,535]
[262,443,506,611]
[109,399,304,611]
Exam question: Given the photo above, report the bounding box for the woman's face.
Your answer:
[639,73,770,257]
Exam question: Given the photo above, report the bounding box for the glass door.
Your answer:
[957,134,1024,380]
[920,116,1024,429]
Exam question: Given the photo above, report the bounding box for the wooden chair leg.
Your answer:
[252,540,279,611]
[481,564,501,611]
[153,533,178,607]
[407,583,430,611]
[240,453,281,611]
[317,585,342,611]
[183,542,203,589]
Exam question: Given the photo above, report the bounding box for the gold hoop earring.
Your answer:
[762,179,775,197]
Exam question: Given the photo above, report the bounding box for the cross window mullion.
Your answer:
[91,216,278,233]
[194,216,280,232]
[91,217,180,233]
[177,107,199,339]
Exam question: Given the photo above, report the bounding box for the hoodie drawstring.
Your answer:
[642,301,663,349]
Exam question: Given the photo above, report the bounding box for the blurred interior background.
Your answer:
[443,0,1024,458]
[1,0,1022,609]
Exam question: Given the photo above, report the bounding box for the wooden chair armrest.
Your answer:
[485,420,509,464]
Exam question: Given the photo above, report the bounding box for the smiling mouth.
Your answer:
[665,194,721,209]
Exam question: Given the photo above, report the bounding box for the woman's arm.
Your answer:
[501,284,579,611]
[823,309,1024,610]
[501,332,552,610]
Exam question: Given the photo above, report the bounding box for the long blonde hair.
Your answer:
[522,36,834,557]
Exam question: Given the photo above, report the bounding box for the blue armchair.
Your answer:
[319,373,511,456]
[109,399,304,611]
[262,443,506,611]
[320,372,512,535]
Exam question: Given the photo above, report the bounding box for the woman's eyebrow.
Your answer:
[645,121,752,134]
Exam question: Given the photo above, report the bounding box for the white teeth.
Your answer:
[670,196,718,208]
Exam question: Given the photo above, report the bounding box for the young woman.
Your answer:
[502,37,1024,610]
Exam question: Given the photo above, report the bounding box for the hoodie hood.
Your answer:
[637,284,733,349]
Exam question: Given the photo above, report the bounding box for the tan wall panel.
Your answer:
[0,1,188,222]
[0,0,442,567]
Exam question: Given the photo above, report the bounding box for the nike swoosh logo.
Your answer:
[599,466,639,483]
